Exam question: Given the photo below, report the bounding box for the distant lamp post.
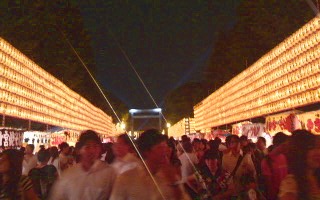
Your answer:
[120,122,126,130]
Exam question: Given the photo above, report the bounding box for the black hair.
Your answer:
[37,149,50,163]
[117,133,134,150]
[257,136,266,146]
[273,132,288,147]
[181,135,190,143]
[78,130,101,149]
[239,135,248,141]
[49,146,59,161]
[182,141,193,153]
[137,129,166,155]
[288,130,318,200]
[0,149,24,199]
[226,135,240,147]
[105,142,115,164]
[203,149,220,160]
[58,142,69,152]
[26,144,35,152]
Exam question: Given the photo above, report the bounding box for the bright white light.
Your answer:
[129,109,138,114]
[120,122,126,130]
[166,123,171,128]
[153,108,162,112]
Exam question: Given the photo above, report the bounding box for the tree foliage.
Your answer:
[164,0,315,124]
[0,0,127,122]
[204,0,314,90]
[163,81,208,124]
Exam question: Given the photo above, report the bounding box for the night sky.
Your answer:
[77,1,239,109]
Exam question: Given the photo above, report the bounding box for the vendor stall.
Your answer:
[0,127,24,148]
[50,129,80,147]
[266,111,302,136]
[23,131,51,151]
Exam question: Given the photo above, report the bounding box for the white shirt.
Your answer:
[222,151,256,191]
[178,152,199,180]
[22,154,38,175]
[110,162,191,200]
[49,160,116,200]
[48,157,61,176]
[111,153,140,175]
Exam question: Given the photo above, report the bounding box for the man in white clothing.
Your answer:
[49,130,116,200]
[22,144,38,175]
[111,133,139,175]
[222,135,256,194]
[110,129,191,200]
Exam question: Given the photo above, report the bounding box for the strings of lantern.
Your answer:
[0,38,115,136]
[194,16,320,132]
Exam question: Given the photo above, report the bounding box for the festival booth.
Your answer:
[232,122,272,147]
[0,127,24,149]
[265,111,302,136]
[23,131,51,152]
[50,129,80,147]
[296,110,320,134]
[205,129,230,142]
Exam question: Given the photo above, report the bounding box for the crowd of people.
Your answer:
[0,128,319,200]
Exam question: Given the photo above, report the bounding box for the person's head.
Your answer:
[0,149,24,199]
[25,144,35,155]
[105,142,115,164]
[58,142,70,155]
[37,149,50,164]
[181,135,190,143]
[200,139,207,150]
[182,141,193,153]
[208,140,218,151]
[0,149,23,175]
[203,150,220,174]
[256,137,266,150]
[39,145,45,151]
[78,130,102,165]
[272,132,289,147]
[192,138,201,150]
[137,129,167,166]
[226,135,240,152]
[287,130,320,199]
[239,135,248,148]
[49,146,59,159]
[113,133,134,158]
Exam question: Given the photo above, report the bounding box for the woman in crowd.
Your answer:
[58,142,71,172]
[105,142,116,164]
[261,132,289,200]
[48,147,60,175]
[29,149,57,199]
[0,149,38,199]
[111,134,139,174]
[279,130,320,200]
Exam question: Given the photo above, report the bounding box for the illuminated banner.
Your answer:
[0,128,24,147]
[232,122,266,138]
[241,123,266,138]
[297,110,320,134]
[266,111,302,136]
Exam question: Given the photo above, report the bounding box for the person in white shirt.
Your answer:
[22,144,38,175]
[110,129,191,200]
[178,141,199,180]
[111,133,139,175]
[49,130,116,200]
[222,135,256,195]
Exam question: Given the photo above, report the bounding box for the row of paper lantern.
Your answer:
[194,17,320,129]
[0,57,110,127]
[0,38,115,136]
